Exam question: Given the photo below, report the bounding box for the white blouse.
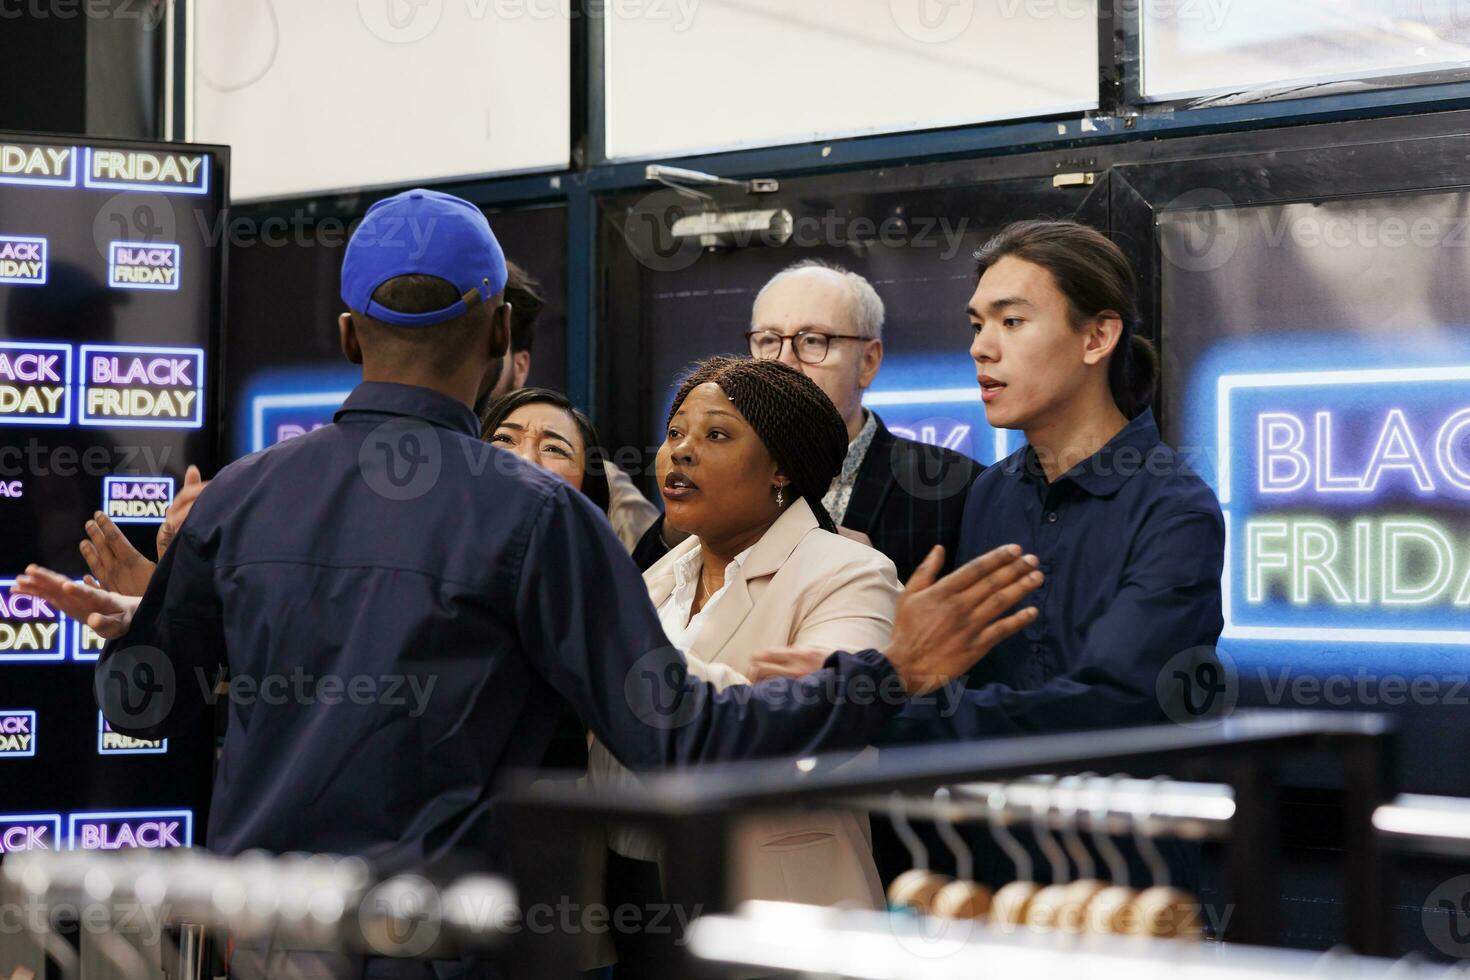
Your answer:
[656,544,753,654]
[592,544,752,862]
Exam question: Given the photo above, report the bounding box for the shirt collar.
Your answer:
[846,410,879,472]
[823,410,879,516]
[672,547,703,589]
[672,544,755,590]
[334,382,481,438]
[849,409,878,453]
[1000,408,1163,498]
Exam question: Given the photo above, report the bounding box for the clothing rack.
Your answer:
[22,716,1470,978]
[684,901,1470,980]
[502,710,1398,977]
[854,774,1236,840]
[0,848,517,980]
[1374,793,1470,859]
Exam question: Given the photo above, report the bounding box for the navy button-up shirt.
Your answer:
[885,408,1224,740]
[99,382,903,874]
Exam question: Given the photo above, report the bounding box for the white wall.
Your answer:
[1142,0,1470,100]
[604,0,1099,159]
[192,0,570,202]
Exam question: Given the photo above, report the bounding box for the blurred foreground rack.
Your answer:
[0,848,516,980]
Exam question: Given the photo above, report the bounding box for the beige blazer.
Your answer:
[604,460,660,553]
[589,496,899,910]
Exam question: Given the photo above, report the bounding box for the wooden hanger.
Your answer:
[1023,775,1074,932]
[987,786,1041,930]
[929,787,993,920]
[885,791,951,914]
[1054,773,1109,933]
[1118,776,1203,941]
[1083,772,1142,936]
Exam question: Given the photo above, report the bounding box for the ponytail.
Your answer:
[1111,332,1158,420]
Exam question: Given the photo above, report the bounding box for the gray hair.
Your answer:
[754,259,885,341]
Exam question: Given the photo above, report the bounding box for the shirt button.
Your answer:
[1031,642,1043,654]
[1045,511,1059,523]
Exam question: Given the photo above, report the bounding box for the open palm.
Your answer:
[13,565,139,640]
[80,512,156,597]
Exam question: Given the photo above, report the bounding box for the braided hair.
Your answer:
[667,355,850,533]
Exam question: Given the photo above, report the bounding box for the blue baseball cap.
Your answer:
[341,188,508,328]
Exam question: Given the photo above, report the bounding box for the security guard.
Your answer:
[94,189,1043,975]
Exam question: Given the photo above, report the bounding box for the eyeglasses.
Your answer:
[744,329,869,365]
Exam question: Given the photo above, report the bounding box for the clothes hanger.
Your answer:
[988,785,1041,931]
[1054,772,1110,933]
[930,787,994,920]
[885,790,952,913]
[1083,772,1142,936]
[1024,775,1077,931]
[1121,776,1204,940]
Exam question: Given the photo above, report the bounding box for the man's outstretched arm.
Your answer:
[516,484,1044,771]
[91,524,226,742]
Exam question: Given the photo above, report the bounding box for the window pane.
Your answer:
[193,1,569,201]
[605,0,1098,159]
[1142,1,1470,101]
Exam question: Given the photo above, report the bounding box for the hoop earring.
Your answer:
[775,486,785,508]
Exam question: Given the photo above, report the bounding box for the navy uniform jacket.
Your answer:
[884,408,1225,741]
[98,383,905,875]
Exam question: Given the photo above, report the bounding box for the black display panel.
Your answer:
[0,133,226,857]
[1163,190,1470,683]
[1109,124,1470,955]
[223,203,568,460]
[1109,132,1470,790]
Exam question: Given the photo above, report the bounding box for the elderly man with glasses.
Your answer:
[634,259,981,583]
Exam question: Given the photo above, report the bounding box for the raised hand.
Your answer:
[14,565,140,640]
[157,464,208,560]
[81,511,156,597]
[882,544,1043,696]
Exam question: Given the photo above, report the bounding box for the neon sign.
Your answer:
[863,387,1011,463]
[69,809,192,850]
[1218,365,1470,645]
[0,579,66,663]
[0,142,76,187]
[0,234,47,285]
[0,814,60,853]
[250,391,349,452]
[83,148,209,195]
[98,711,166,755]
[1252,408,1470,496]
[72,614,105,662]
[103,476,174,523]
[0,710,36,758]
[0,341,70,425]
[78,344,205,428]
[109,241,181,291]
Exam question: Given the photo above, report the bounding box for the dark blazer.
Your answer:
[633,412,982,581]
[842,413,982,580]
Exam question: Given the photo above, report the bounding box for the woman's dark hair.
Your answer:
[973,220,1158,419]
[480,387,611,515]
[503,259,545,354]
[666,356,849,533]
